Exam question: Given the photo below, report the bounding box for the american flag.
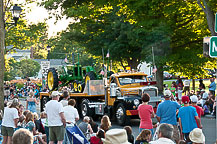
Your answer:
[106,50,109,57]
[153,66,157,73]
[65,56,68,63]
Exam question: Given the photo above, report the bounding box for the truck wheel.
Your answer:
[47,68,58,91]
[80,99,94,118]
[85,71,96,84]
[116,103,129,126]
[40,96,49,112]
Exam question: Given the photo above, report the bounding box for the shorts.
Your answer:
[172,125,180,142]
[1,126,14,136]
[49,125,64,141]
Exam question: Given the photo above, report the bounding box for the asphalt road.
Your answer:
[20,99,216,144]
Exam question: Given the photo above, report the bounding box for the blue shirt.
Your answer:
[178,106,198,133]
[156,100,181,125]
[209,82,216,91]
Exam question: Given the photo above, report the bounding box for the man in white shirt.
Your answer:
[150,123,175,144]
[45,91,66,144]
[183,78,190,95]
[1,98,19,144]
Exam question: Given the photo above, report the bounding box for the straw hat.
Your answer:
[102,129,131,144]
[189,128,205,143]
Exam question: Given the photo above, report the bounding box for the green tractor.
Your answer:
[47,62,100,92]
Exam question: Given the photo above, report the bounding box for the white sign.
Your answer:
[41,61,50,77]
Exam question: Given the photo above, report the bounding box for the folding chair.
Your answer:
[66,125,89,144]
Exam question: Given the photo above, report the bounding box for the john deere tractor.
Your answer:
[47,62,99,93]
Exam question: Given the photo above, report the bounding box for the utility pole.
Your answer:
[0,0,5,112]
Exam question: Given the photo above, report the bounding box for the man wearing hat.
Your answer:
[189,128,205,144]
[45,91,66,144]
[102,129,131,144]
[200,89,208,106]
[178,96,202,142]
[156,90,181,143]
[190,95,204,128]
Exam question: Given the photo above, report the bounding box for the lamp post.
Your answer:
[0,3,22,112]
[47,45,51,61]
[11,4,22,26]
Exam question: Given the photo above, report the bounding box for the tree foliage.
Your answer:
[40,0,217,91]
[4,58,40,81]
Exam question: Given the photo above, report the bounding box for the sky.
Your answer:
[16,0,71,37]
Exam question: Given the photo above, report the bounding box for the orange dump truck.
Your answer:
[40,72,161,125]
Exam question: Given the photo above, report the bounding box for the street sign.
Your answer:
[209,36,217,57]
[215,13,217,33]
[41,61,50,78]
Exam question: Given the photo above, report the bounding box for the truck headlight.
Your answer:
[134,99,140,106]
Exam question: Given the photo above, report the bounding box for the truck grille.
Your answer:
[143,90,156,97]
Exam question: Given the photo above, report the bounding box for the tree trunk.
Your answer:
[192,78,195,91]
[0,0,5,113]
[197,0,217,36]
[156,65,164,95]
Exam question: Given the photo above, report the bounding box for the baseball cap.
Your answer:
[164,90,172,97]
[51,91,61,97]
[190,95,198,103]
[182,96,190,104]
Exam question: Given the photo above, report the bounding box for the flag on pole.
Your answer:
[152,66,157,73]
[65,56,68,63]
[106,50,109,58]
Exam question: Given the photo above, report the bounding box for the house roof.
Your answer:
[33,59,65,66]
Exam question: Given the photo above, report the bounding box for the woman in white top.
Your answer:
[63,99,79,144]
[1,98,19,144]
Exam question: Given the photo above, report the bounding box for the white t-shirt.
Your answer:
[2,107,19,128]
[184,80,190,86]
[63,105,79,126]
[150,137,175,144]
[178,90,182,99]
[60,99,68,107]
[45,100,64,126]
[202,92,208,99]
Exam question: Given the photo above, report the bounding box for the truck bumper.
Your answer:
[126,107,158,116]
[126,110,138,116]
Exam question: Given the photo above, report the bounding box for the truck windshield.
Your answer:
[118,76,147,85]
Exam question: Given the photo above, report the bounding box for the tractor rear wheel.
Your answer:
[47,68,58,91]
[85,71,96,84]
[78,82,85,93]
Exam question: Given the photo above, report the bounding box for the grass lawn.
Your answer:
[163,79,212,91]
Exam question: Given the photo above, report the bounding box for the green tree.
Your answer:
[17,59,41,78]
[40,0,214,92]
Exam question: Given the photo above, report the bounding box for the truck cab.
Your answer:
[105,72,161,125]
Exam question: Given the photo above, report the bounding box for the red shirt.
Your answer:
[90,136,103,144]
[192,105,204,128]
[138,104,153,129]
[192,105,204,118]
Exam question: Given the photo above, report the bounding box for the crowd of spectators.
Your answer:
[1,77,214,144]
